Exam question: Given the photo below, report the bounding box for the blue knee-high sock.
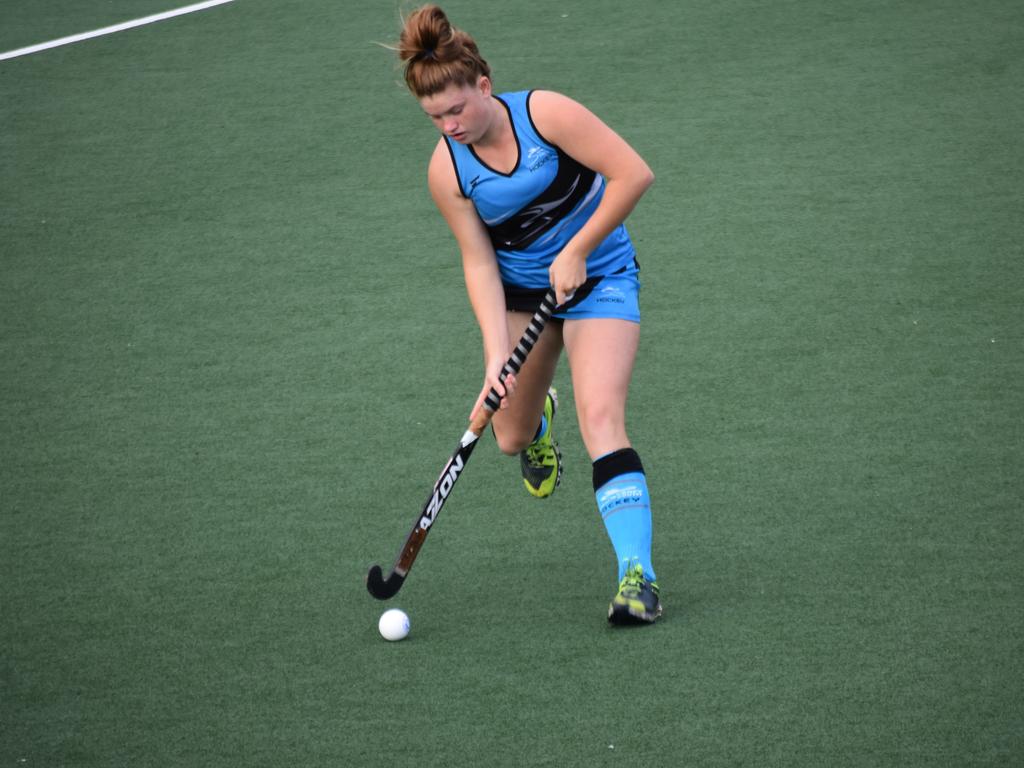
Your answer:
[593,448,656,582]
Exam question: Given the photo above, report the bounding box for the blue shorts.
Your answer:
[503,262,641,324]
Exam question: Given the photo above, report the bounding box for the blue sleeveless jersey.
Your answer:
[443,90,636,289]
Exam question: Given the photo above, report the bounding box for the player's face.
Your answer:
[419,78,493,144]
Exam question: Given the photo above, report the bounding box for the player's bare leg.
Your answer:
[491,310,564,497]
[563,317,660,623]
[491,310,562,454]
[562,318,638,460]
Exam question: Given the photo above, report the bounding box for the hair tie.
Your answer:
[422,47,436,61]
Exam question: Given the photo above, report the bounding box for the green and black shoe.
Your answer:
[519,387,562,498]
[608,562,662,625]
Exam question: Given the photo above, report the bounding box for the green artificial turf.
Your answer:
[2,0,1022,765]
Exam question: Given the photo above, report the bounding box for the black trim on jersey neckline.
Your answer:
[468,95,521,177]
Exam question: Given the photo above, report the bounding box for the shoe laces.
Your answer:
[524,440,550,467]
[619,560,646,593]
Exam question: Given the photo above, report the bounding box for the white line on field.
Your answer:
[0,0,235,61]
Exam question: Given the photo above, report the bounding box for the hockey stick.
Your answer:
[366,289,558,600]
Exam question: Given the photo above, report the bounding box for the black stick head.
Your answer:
[366,564,404,600]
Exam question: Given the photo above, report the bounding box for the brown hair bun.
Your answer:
[398,5,490,97]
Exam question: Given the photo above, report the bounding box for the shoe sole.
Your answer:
[608,601,663,625]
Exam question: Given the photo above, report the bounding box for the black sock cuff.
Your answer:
[592,448,644,490]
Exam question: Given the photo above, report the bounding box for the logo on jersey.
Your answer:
[526,146,556,172]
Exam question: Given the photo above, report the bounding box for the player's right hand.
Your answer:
[469,358,517,421]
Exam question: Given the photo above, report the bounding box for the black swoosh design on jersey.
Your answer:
[485,148,597,252]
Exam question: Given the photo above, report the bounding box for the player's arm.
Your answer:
[529,90,655,303]
[427,140,514,414]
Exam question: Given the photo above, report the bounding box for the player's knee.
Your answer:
[578,401,624,443]
[493,426,532,456]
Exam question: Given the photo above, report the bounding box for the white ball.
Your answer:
[378,608,410,641]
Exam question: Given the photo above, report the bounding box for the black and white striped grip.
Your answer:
[483,290,558,413]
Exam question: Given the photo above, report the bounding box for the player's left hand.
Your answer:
[549,250,587,306]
